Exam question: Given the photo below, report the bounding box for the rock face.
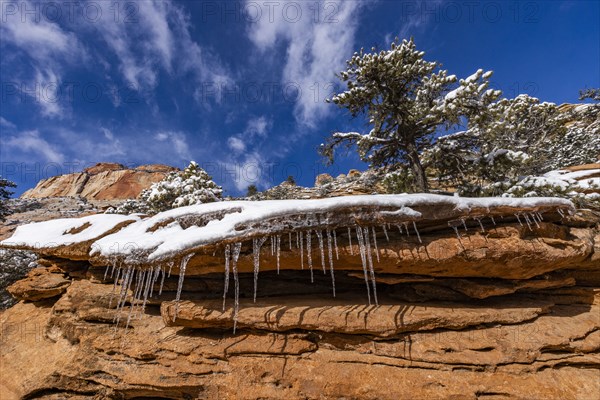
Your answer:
[21,163,177,201]
[1,199,599,399]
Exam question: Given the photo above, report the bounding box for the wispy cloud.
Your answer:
[93,0,231,92]
[246,0,366,127]
[0,117,17,130]
[0,0,85,118]
[223,116,275,190]
[1,130,65,163]
[154,131,192,160]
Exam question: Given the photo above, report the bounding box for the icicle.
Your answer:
[115,266,133,317]
[316,230,326,274]
[413,221,422,244]
[515,214,523,226]
[173,254,193,322]
[158,265,166,296]
[223,244,231,311]
[523,214,533,231]
[461,218,468,231]
[289,232,292,250]
[306,230,313,282]
[300,231,305,270]
[347,227,354,255]
[451,226,465,250]
[114,266,134,327]
[167,261,174,277]
[356,227,371,305]
[371,226,380,262]
[103,264,111,281]
[333,229,339,260]
[149,265,160,298]
[475,218,485,233]
[537,212,544,221]
[296,231,300,248]
[557,208,565,218]
[271,236,275,256]
[397,224,403,234]
[530,213,541,228]
[276,235,281,274]
[326,230,336,297]
[108,266,122,308]
[109,258,117,278]
[252,239,259,302]
[382,224,389,241]
[125,269,143,328]
[231,242,242,334]
[490,216,496,226]
[139,266,154,318]
[403,222,410,236]
[131,269,144,313]
[362,227,378,305]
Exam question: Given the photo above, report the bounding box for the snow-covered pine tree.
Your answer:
[108,162,223,215]
[140,161,222,213]
[0,176,16,221]
[321,38,500,192]
[426,93,600,196]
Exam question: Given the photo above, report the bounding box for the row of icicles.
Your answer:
[105,210,558,333]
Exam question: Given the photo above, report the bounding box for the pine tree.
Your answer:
[321,38,500,192]
[285,175,296,186]
[246,185,258,197]
[579,88,600,101]
[426,93,600,195]
[0,176,16,222]
[139,161,222,214]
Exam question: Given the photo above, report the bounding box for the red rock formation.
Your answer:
[20,163,178,201]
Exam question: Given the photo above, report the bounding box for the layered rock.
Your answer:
[21,163,177,201]
[0,195,599,399]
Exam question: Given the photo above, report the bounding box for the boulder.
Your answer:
[7,267,70,301]
[314,173,334,186]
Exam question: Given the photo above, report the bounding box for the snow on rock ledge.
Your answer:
[1,194,574,265]
[0,214,140,260]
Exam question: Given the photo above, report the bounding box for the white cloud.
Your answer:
[222,151,271,192]
[154,131,191,160]
[0,1,83,63]
[54,127,126,160]
[32,68,62,117]
[93,0,231,92]
[227,137,246,153]
[1,130,65,163]
[246,0,366,127]
[226,115,271,157]
[0,0,85,118]
[0,117,16,130]
[222,116,275,191]
[245,116,270,138]
[101,127,115,140]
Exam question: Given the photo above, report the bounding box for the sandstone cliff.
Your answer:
[21,163,177,201]
[1,195,599,399]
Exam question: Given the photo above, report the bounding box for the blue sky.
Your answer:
[1,0,598,196]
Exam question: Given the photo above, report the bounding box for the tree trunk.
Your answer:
[405,141,428,192]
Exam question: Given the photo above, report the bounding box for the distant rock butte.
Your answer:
[21,163,178,201]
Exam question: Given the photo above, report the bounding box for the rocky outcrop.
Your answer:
[21,163,177,201]
[255,169,385,200]
[0,196,599,399]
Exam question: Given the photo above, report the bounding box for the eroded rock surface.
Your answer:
[0,200,599,399]
[21,163,177,201]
